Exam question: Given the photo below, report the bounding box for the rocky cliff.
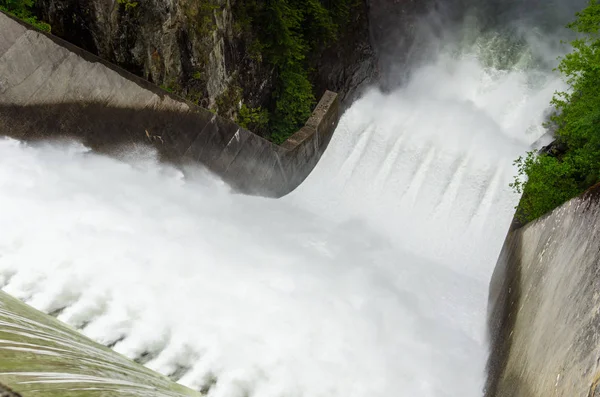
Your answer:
[31,0,457,138]
[33,0,375,140]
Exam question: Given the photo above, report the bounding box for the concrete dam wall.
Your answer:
[0,12,339,197]
[486,183,600,397]
[0,290,200,396]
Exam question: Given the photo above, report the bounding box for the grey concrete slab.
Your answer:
[486,183,600,397]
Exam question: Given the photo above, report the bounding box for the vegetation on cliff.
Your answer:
[233,0,356,143]
[0,0,49,31]
[9,0,366,144]
[511,0,600,223]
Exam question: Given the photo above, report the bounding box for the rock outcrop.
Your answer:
[34,0,375,124]
[367,0,432,88]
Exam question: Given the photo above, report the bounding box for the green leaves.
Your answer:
[270,66,316,143]
[512,0,600,223]
[512,152,583,222]
[0,0,51,32]
[233,0,354,142]
[567,0,600,35]
[261,0,307,67]
[236,104,269,133]
[117,0,138,11]
[1,0,33,15]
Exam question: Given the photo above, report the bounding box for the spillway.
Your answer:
[0,10,570,397]
[0,291,199,396]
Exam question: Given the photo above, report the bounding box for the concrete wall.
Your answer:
[0,12,340,197]
[0,291,200,397]
[486,183,600,397]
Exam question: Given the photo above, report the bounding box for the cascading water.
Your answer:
[0,8,575,397]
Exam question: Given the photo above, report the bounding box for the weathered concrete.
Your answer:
[0,12,339,197]
[0,383,21,397]
[486,183,600,397]
[0,291,200,396]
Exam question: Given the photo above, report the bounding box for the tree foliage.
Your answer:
[234,0,355,142]
[0,0,50,32]
[512,0,600,223]
[236,104,269,133]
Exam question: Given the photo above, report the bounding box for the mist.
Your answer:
[370,0,587,89]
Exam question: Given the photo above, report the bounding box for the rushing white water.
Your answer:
[0,23,564,397]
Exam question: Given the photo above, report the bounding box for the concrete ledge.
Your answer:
[0,383,21,397]
[0,12,340,197]
[486,182,600,397]
[0,291,200,396]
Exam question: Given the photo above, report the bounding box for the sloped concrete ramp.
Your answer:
[0,12,339,197]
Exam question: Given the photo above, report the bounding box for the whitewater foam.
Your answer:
[0,25,565,397]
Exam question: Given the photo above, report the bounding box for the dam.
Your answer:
[0,0,593,396]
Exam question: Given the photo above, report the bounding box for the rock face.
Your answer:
[35,0,375,121]
[33,0,470,120]
[486,183,600,397]
[33,0,572,127]
[367,0,432,89]
[308,1,376,107]
[36,0,267,112]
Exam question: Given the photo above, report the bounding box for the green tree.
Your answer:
[233,0,354,142]
[512,0,600,223]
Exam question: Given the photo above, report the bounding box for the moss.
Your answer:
[236,104,269,133]
[159,80,181,94]
[248,39,265,62]
[182,0,220,37]
[214,83,243,118]
[117,0,138,11]
[192,70,203,81]
[174,0,220,111]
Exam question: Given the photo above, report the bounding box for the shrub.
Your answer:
[233,0,355,142]
[511,0,600,223]
[270,66,315,143]
[0,0,51,32]
[236,104,269,133]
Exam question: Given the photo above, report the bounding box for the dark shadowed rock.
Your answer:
[367,0,431,88]
[538,140,568,158]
